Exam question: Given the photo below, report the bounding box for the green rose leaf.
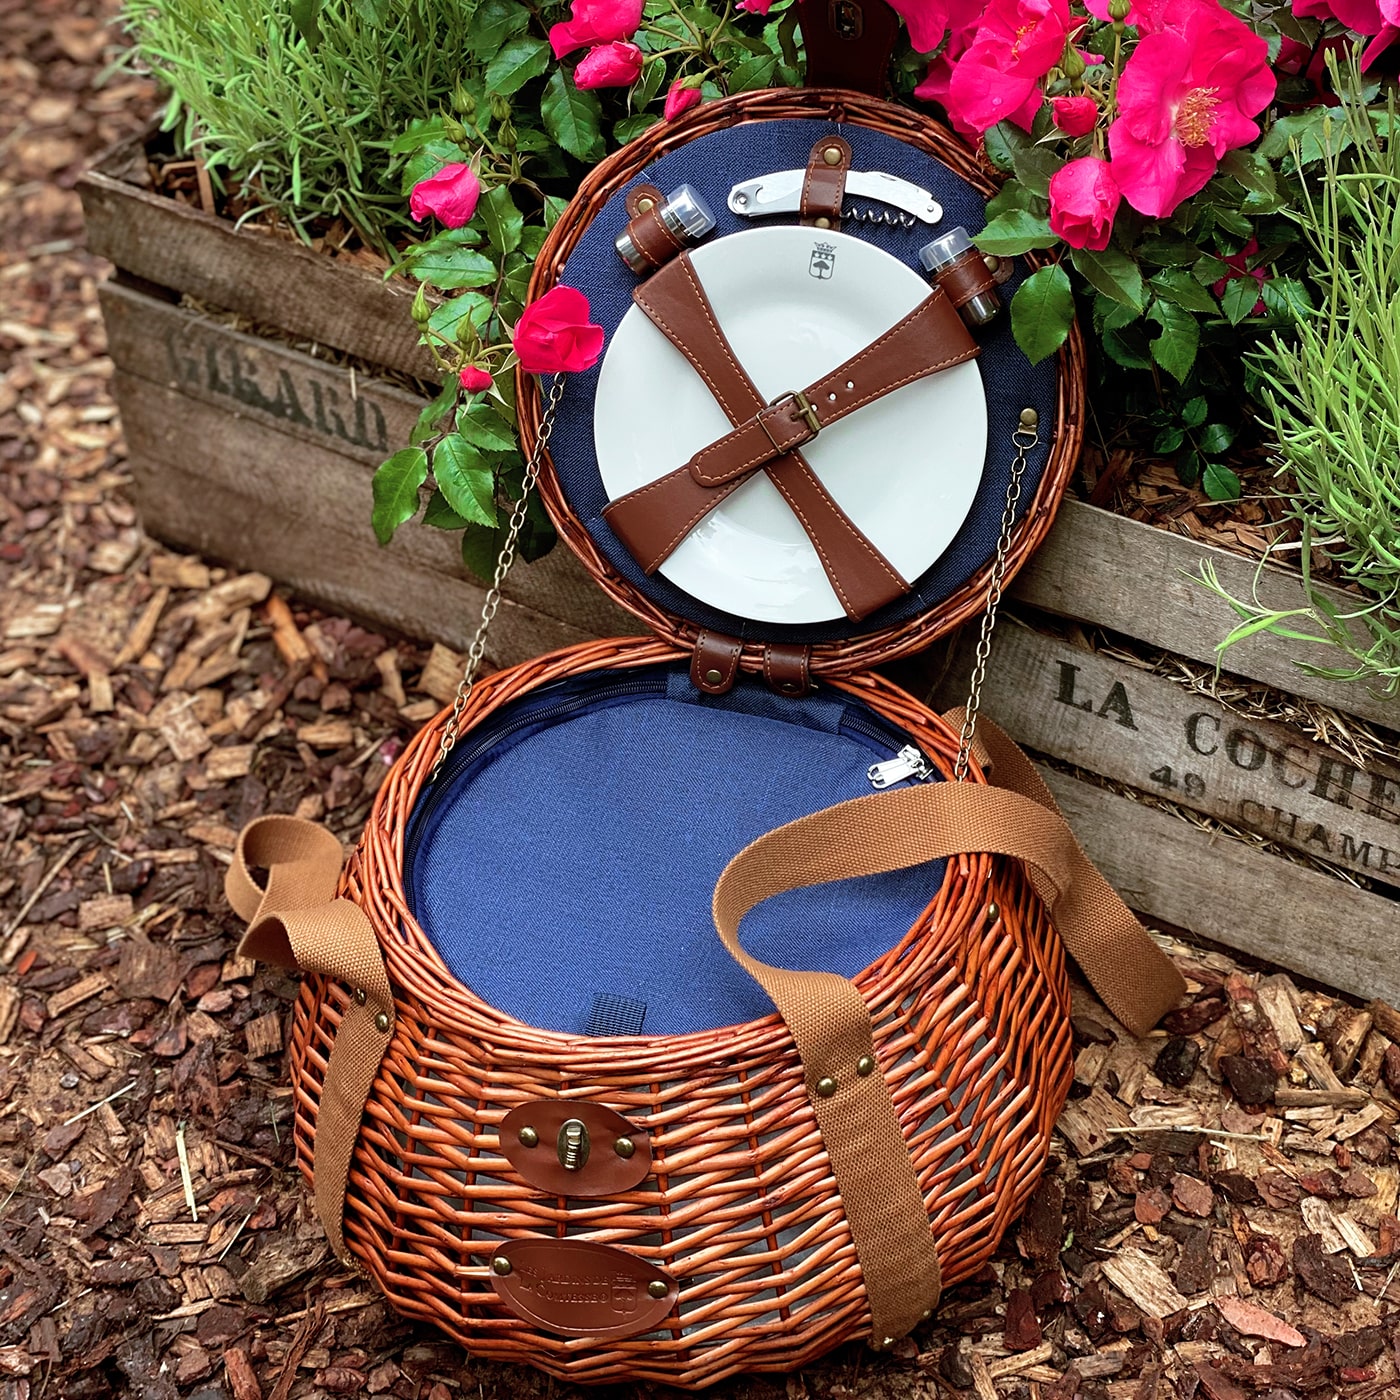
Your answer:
[486,36,551,96]
[1010,144,1065,199]
[613,114,660,144]
[410,379,456,446]
[408,246,498,290]
[1148,268,1218,315]
[1182,395,1208,429]
[426,293,492,346]
[1261,276,1312,321]
[728,53,777,91]
[1147,299,1200,383]
[1219,275,1262,325]
[371,447,428,545]
[460,521,503,583]
[1198,421,1235,456]
[976,208,1057,255]
[1010,264,1075,366]
[983,121,1033,174]
[422,489,472,530]
[457,399,518,452]
[1071,246,1146,312]
[1203,462,1243,502]
[542,69,604,161]
[466,0,530,56]
[1138,233,1203,267]
[480,185,523,256]
[432,434,497,527]
[1154,426,1185,454]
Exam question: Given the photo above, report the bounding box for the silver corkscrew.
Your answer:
[841,205,918,229]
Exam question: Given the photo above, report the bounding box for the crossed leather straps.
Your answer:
[601,252,981,621]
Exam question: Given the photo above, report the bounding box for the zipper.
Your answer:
[866,744,934,789]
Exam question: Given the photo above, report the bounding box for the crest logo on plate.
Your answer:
[809,242,836,280]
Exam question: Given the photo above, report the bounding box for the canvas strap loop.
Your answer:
[226,816,395,1263]
[711,713,1185,1343]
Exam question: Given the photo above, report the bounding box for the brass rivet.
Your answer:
[647,1280,669,1299]
[814,216,832,229]
[856,1055,875,1077]
[815,1076,837,1098]
[704,668,722,685]
[986,902,1001,926]
[882,1336,895,1347]
[983,254,1000,273]
[374,1011,391,1033]
[1019,407,1039,430]
[353,988,367,1005]
[636,196,655,213]
[781,682,801,694]
[614,1136,636,1159]
[920,1309,932,1320]
[823,145,842,165]
[491,1255,512,1276]
[518,1126,539,1149]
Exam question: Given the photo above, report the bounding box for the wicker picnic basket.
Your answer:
[227,3,1187,1388]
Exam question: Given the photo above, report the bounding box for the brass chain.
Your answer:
[954,407,1040,782]
[432,375,567,776]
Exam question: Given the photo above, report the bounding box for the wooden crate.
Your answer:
[77,133,633,669]
[81,135,1400,1002]
[929,499,1400,1007]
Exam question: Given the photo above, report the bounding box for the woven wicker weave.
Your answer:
[521,88,1086,675]
[284,637,1075,1388]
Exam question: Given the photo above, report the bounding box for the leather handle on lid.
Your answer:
[226,815,396,1263]
[796,0,900,94]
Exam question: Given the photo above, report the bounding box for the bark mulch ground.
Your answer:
[4,2,1400,1397]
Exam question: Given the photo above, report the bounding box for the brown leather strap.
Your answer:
[711,713,1185,1342]
[797,0,900,94]
[692,630,743,694]
[622,205,685,271]
[687,292,977,488]
[625,183,664,219]
[602,253,969,619]
[936,253,998,311]
[225,816,395,1264]
[800,136,851,229]
[763,643,812,696]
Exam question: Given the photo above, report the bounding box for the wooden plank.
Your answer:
[99,280,420,468]
[1013,500,1400,731]
[78,146,432,380]
[103,315,632,643]
[1041,767,1400,1009]
[932,623,1400,888]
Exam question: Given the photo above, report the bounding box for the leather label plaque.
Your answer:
[489,1238,678,1339]
[500,1100,652,1196]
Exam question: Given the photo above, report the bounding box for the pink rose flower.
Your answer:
[513,286,605,375]
[1048,157,1121,250]
[1210,236,1269,314]
[573,40,644,89]
[409,163,481,228]
[458,366,493,393]
[738,0,774,11]
[1052,94,1098,137]
[887,0,984,52]
[1108,0,1275,218]
[945,0,1075,133]
[549,0,643,58]
[663,79,703,120]
[912,9,982,133]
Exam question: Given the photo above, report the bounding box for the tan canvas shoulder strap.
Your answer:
[226,816,395,1262]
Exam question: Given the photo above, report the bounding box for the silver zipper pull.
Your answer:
[867,745,933,789]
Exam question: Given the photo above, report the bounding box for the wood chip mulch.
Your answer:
[4,2,1400,1397]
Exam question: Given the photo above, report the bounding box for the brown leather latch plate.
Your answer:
[501,1101,652,1196]
[489,1238,678,1339]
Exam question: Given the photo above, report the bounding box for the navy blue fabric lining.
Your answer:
[550,117,1059,644]
[405,666,946,1037]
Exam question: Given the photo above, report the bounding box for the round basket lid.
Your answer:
[521,93,1084,675]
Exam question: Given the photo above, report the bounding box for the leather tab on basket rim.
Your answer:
[763,643,812,697]
[500,1101,652,1196]
[692,630,743,694]
[488,1238,678,1339]
[800,135,851,229]
[796,0,901,94]
[225,815,395,1266]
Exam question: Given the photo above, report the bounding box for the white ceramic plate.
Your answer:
[594,226,987,624]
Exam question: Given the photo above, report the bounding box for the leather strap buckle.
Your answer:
[765,389,821,447]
